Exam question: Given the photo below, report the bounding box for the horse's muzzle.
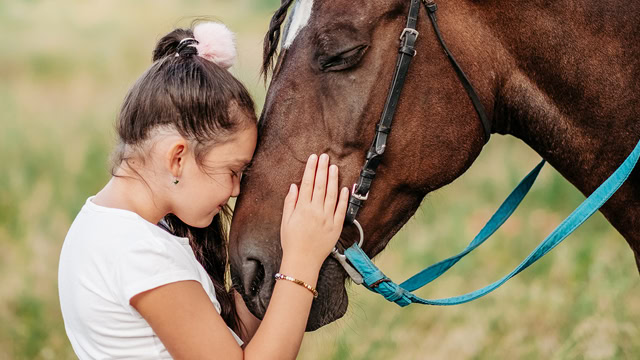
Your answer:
[231,239,351,330]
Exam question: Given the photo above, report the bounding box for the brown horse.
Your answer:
[229,0,640,330]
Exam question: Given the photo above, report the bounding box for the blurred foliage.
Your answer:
[0,0,638,359]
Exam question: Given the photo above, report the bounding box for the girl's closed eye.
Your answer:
[232,162,252,179]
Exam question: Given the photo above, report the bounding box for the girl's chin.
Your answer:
[184,207,221,228]
[203,207,221,224]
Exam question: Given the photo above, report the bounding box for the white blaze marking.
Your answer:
[283,0,313,49]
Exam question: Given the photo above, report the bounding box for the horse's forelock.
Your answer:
[262,0,296,79]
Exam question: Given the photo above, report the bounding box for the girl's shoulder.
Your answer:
[61,196,201,293]
[61,197,192,274]
[69,196,189,248]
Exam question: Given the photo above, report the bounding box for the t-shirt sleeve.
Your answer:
[113,235,200,317]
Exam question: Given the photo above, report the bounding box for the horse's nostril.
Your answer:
[234,244,276,317]
[242,258,265,298]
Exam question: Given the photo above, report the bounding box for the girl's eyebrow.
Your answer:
[225,159,252,169]
[201,159,250,172]
[213,157,251,166]
[233,159,252,166]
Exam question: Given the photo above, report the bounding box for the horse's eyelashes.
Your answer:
[318,44,368,72]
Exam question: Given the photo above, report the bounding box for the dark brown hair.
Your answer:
[112,26,256,335]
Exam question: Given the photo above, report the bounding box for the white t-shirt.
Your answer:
[58,196,243,359]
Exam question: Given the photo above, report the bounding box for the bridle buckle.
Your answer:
[352,183,370,201]
[400,28,419,41]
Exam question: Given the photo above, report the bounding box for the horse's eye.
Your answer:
[318,44,368,72]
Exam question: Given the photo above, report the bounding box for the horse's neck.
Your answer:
[485,0,640,192]
[477,0,640,248]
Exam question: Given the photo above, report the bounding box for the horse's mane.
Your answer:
[262,0,295,78]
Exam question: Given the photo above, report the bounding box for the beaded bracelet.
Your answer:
[274,273,319,299]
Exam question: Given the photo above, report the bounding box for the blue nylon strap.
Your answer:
[400,160,545,292]
[344,138,640,306]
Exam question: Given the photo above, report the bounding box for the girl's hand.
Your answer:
[280,153,349,271]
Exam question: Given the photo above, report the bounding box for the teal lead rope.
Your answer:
[344,138,640,306]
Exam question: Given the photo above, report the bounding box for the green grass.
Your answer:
[1,0,638,359]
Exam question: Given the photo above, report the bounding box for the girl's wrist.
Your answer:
[279,255,321,287]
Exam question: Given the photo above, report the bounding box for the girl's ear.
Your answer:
[166,138,189,178]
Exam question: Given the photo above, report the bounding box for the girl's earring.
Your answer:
[173,178,180,185]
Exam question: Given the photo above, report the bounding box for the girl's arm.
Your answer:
[132,280,245,359]
[234,290,260,343]
[132,154,348,360]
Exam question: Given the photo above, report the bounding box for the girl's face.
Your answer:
[173,124,257,228]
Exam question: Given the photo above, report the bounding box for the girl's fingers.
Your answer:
[298,154,318,203]
[312,154,329,206]
[333,187,350,225]
[281,184,298,223]
[324,165,339,214]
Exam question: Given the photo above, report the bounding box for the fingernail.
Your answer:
[309,154,317,161]
[320,153,328,161]
[290,184,295,192]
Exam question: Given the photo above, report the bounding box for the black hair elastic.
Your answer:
[175,38,199,57]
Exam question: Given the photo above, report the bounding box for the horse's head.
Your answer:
[230,0,495,330]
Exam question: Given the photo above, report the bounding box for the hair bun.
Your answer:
[193,22,237,70]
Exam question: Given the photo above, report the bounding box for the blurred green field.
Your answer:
[1,0,638,359]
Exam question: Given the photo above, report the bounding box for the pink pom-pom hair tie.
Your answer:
[198,22,238,69]
[175,22,237,70]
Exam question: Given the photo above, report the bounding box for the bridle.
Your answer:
[331,0,492,284]
[346,0,491,227]
[328,0,640,305]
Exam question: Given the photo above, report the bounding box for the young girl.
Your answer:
[58,22,350,359]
